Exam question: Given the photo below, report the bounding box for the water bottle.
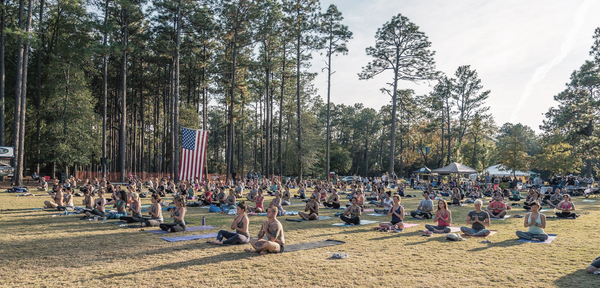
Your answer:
[64,209,67,216]
[103,217,107,223]
[202,216,205,226]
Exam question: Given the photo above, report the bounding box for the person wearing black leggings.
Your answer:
[340,197,361,225]
[159,196,187,232]
[210,202,250,245]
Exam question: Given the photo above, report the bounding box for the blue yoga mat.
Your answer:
[161,232,219,242]
[147,225,217,234]
[518,234,557,244]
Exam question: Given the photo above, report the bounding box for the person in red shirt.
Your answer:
[486,195,507,218]
[198,188,212,206]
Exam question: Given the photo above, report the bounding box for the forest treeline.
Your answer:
[1,0,598,185]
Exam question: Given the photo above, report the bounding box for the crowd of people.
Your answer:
[36,173,598,267]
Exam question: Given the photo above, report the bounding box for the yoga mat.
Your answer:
[30,208,43,210]
[367,213,387,216]
[461,230,498,238]
[285,211,299,216]
[518,234,557,244]
[161,233,219,242]
[582,199,597,203]
[446,227,462,233]
[491,215,511,220]
[332,220,378,226]
[147,225,217,234]
[285,216,333,222]
[402,223,419,228]
[141,204,151,208]
[284,239,345,252]
[363,209,374,212]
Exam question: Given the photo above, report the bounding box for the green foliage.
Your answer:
[534,135,581,175]
[495,123,533,176]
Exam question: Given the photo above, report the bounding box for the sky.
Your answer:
[307,0,600,132]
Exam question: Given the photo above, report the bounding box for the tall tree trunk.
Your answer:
[326,37,332,181]
[0,0,5,147]
[35,0,45,174]
[120,8,128,183]
[15,0,33,186]
[12,0,25,185]
[296,5,302,181]
[265,67,270,176]
[388,73,399,176]
[278,47,285,178]
[227,23,238,182]
[172,0,181,181]
[102,0,108,178]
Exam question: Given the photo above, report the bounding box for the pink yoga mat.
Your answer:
[402,223,419,228]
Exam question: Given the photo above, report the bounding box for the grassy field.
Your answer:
[1,184,599,287]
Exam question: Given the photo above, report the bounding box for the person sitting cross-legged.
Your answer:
[298,195,319,220]
[411,191,433,219]
[375,195,404,232]
[486,195,508,218]
[210,201,250,245]
[245,207,285,254]
[515,201,548,241]
[425,199,452,233]
[555,194,577,219]
[460,199,491,237]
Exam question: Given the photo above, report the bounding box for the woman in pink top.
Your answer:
[248,189,264,213]
[555,194,577,219]
[425,199,452,233]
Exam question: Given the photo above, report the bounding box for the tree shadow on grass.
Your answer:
[309,227,374,238]
[370,230,423,241]
[467,238,524,252]
[554,269,598,288]
[98,251,260,280]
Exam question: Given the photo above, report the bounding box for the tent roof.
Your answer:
[483,164,530,176]
[412,166,432,174]
[431,162,478,175]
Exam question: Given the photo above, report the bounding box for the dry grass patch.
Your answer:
[1,185,599,287]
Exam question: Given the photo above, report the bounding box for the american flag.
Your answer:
[179,127,209,181]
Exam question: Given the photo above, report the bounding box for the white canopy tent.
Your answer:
[483,164,531,177]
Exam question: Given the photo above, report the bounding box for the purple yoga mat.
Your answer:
[161,233,219,242]
[147,225,217,234]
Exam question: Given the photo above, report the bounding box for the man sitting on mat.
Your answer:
[245,207,285,254]
[298,195,319,220]
[460,199,491,237]
[515,201,548,241]
[210,201,250,245]
[486,195,508,218]
[411,191,433,219]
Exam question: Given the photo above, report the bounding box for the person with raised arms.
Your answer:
[516,201,548,241]
[210,202,250,245]
[460,199,491,237]
[298,195,319,220]
[426,199,452,233]
[245,207,285,254]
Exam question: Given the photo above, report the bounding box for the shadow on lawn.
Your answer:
[99,251,260,280]
[467,238,524,252]
[554,269,598,288]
